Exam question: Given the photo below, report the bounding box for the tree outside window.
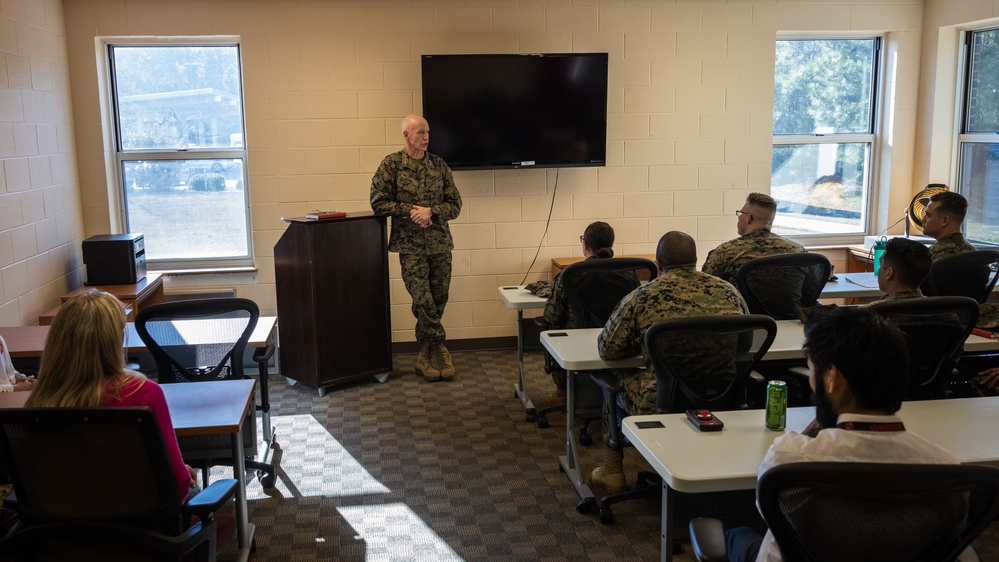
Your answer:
[771,38,879,237]
[959,29,999,245]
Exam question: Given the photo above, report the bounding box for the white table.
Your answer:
[818,271,883,299]
[623,397,999,562]
[498,286,547,422]
[540,329,645,510]
[541,321,999,366]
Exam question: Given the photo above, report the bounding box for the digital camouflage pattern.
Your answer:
[702,229,805,285]
[597,267,748,415]
[371,150,462,344]
[370,150,462,255]
[864,289,924,306]
[929,232,976,261]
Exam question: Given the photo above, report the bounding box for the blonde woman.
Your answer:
[26,289,196,501]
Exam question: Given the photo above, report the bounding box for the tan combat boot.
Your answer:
[416,343,442,382]
[545,386,566,407]
[430,343,456,381]
[589,448,628,495]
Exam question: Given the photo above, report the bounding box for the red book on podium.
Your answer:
[305,210,347,220]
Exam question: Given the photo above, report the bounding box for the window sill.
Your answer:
[149,266,258,276]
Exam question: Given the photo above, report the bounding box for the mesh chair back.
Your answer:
[736,254,831,320]
[135,298,259,384]
[560,258,658,329]
[643,314,777,413]
[868,296,979,401]
[0,408,181,534]
[922,249,999,304]
[758,462,999,562]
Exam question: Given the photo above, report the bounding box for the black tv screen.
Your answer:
[421,53,608,170]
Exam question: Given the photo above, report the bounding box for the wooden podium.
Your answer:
[274,212,392,394]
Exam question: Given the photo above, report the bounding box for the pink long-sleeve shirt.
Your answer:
[103,376,191,502]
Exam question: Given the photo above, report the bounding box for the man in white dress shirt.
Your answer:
[725,307,959,562]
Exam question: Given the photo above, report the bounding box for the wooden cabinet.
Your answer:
[274,213,392,393]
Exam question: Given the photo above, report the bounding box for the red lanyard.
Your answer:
[835,421,905,432]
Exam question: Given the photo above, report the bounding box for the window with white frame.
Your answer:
[771,38,881,237]
[107,41,252,269]
[957,28,999,245]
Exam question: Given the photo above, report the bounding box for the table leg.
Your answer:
[513,310,536,422]
[559,368,595,512]
[231,430,255,561]
[661,482,675,562]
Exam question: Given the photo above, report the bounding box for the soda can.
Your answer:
[765,380,787,431]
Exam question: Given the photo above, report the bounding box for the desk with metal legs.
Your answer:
[498,286,547,422]
[624,397,999,562]
[162,379,257,562]
[539,329,645,512]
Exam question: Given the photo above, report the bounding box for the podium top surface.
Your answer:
[282,211,380,223]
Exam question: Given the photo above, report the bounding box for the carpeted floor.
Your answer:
[214,348,999,561]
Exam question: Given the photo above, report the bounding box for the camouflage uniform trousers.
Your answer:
[400,252,452,344]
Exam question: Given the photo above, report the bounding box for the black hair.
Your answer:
[803,307,908,414]
[583,221,615,259]
[928,191,968,223]
[882,237,932,288]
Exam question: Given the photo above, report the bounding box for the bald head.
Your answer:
[656,231,698,272]
[401,114,430,159]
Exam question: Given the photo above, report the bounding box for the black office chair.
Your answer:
[590,314,777,525]
[0,407,238,561]
[736,253,831,320]
[689,462,999,562]
[535,257,658,445]
[868,296,979,401]
[135,298,277,489]
[922,249,999,304]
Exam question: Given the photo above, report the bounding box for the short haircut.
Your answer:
[803,307,908,414]
[882,237,932,288]
[582,221,615,259]
[746,192,777,214]
[928,191,968,223]
[656,231,697,267]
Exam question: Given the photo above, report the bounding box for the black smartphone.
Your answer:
[686,409,724,432]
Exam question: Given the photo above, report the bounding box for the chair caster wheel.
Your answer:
[576,498,594,514]
[599,506,614,524]
[526,413,536,423]
[260,473,275,488]
[538,416,549,429]
[578,433,593,446]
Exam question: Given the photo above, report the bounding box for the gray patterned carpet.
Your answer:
[214,348,999,561]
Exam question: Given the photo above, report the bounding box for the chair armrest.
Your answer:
[534,317,550,331]
[183,478,238,520]
[689,517,728,562]
[252,344,275,365]
[3,491,15,510]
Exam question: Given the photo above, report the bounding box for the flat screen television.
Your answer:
[421,53,608,170]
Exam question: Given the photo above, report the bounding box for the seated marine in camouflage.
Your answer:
[922,191,975,261]
[702,192,804,286]
[591,231,748,494]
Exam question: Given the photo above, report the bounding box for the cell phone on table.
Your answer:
[686,409,724,432]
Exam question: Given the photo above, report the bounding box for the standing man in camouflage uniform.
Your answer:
[864,237,931,305]
[702,192,804,285]
[592,231,748,493]
[922,191,976,260]
[370,115,462,382]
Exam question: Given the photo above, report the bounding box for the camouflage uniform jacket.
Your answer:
[864,289,924,306]
[370,150,462,255]
[702,229,805,285]
[929,232,976,261]
[597,267,749,415]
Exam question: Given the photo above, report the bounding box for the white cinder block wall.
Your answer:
[0,0,995,341]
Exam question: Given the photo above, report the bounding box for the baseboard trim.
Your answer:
[392,336,517,354]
